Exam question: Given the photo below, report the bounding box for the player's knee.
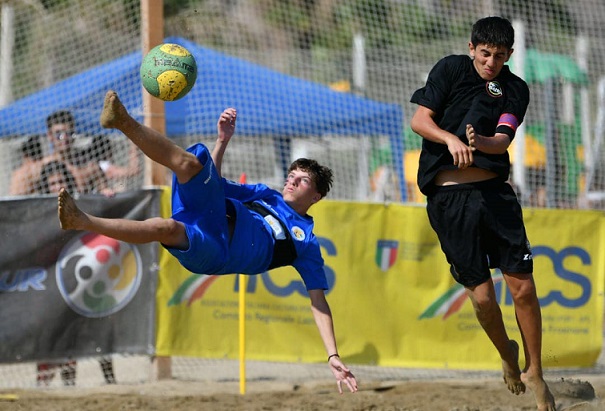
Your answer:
[504,273,537,304]
[153,218,186,246]
[173,153,203,184]
[509,282,537,305]
[470,293,499,319]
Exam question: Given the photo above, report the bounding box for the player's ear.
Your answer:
[506,48,514,62]
[468,42,475,57]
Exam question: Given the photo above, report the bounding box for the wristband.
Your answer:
[327,353,339,362]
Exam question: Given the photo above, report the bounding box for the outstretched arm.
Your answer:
[411,105,474,169]
[211,108,237,178]
[308,289,358,394]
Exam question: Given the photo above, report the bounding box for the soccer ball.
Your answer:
[140,43,197,101]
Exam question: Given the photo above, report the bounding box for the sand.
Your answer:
[1,374,603,410]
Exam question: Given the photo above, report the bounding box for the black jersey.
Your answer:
[410,55,530,195]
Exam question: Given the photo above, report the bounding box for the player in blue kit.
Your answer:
[410,17,554,410]
[57,90,357,394]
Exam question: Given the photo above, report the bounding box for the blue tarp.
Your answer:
[0,37,405,199]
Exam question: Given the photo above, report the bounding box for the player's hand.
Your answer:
[217,108,237,142]
[328,356,358,394]
[466,123,477,151]
[446,134,473,169]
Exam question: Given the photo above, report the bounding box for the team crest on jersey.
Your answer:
[291,226,305,241]
[486,81,503,97]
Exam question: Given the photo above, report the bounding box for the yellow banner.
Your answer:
[155,188,605,369]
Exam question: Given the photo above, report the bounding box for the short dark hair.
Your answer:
[46,110,75,130]
[21,134,43,161]
[471,16,514,50]
[288,158,333,198]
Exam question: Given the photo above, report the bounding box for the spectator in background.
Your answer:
[36,160,77,194]
[10,110,112,196]
[87,134,141,192]
[34,160,117,386]
[44,110,111,195]
[9,134,44,195]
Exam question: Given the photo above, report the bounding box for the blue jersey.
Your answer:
[165,143,327,290]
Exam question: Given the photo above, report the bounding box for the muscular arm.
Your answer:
[211,108,237,178]
[410,105,474,169]
[308,289,358,393]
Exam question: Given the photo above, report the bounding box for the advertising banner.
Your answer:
[155,196,605,369]
[0,190,161,362]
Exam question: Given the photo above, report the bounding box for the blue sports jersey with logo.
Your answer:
[164,143,327,290]
[222,179,328,290]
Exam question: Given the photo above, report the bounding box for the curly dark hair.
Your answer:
[288,158,333,198]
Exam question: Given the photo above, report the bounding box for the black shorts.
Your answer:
[426,179,533,287]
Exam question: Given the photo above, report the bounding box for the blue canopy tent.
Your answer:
[0,37,406,200]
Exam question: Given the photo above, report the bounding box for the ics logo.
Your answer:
[56,233,142,318]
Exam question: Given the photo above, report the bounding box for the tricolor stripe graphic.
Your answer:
[375,240,399,272]
[419,272,504,320]
[168,274,219,306]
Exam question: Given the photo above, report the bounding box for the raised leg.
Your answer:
[58,188,189,249]
[100,90,202,184]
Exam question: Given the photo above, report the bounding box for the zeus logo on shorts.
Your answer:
[524,254,533,261]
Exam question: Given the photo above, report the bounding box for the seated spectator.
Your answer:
[36,160,77,194]
[9,135,44,195]
[10,110,112,196]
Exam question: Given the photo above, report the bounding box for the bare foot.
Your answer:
[57,188,88,230]
[100,90,129,129]
[521,372,556,411]
[502,340,525,395]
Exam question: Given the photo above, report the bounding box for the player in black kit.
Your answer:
[410,16,555,411]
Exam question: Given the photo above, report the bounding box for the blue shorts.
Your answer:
[164,143,229,274]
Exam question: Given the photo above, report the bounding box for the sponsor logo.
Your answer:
[486,81,503,97]
[419,245,593,320]
[56,233,142,318]
[376,240,398,272]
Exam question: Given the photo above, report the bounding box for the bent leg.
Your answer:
[466,280,525,395]
[100,90,202,183]
[58,188,189,249]
[504,272,555,411]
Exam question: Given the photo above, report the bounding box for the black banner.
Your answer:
[0,189,162,362]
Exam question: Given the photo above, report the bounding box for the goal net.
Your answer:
[2,0,605,388]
